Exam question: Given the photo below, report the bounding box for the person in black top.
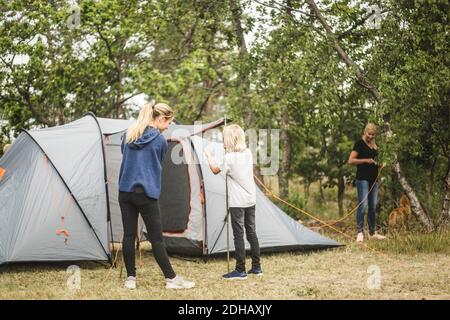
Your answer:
[348,123,386,242]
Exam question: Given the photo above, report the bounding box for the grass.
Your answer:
[1,231,450,300]
[369,229,450,254]
[1,181,448,300]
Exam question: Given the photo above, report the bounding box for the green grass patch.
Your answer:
[368,229,450,254]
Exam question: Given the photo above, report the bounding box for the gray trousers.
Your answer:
[229,205,260,272]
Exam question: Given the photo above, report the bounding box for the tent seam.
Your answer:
[21,128,111,263]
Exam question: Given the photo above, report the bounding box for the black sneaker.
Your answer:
[248,267,263,276]
[222,270,248,280]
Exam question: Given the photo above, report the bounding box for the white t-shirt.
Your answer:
[219,148,256,208]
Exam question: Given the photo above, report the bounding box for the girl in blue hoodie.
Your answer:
[119,103,195,290]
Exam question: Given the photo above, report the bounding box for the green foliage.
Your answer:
[279,192,306,221]
[0,0,234,130]
[0,0,448,226]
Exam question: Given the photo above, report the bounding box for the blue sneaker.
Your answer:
[222,270,247,280]
[248,267,263,276]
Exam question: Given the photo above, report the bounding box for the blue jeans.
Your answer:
[356,180,379,235]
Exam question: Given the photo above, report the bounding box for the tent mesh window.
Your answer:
[160,141,191,232]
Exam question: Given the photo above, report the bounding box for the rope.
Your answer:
[255,165,383,230]
[253,173,386,256]
[101,237,123,283]
[111,239,121,268]
[315,165,384,229]
[0,167,5,181]
[56,195,73,245]
[44,155,71,245]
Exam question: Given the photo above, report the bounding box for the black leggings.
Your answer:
[119,190,176,279]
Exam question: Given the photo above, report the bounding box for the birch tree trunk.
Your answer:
[305,0,434,231]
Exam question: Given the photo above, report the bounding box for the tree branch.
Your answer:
[305,0,382,103]
[95,25,121,77]
[251,0,325,37]
[337,12,372,40]
[338,9,390,40]
[194,81,223,121]
[252,0,314,18]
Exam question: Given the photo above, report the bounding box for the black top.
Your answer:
[352,139,379,183]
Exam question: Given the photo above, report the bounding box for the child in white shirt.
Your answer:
[205,124,262,280]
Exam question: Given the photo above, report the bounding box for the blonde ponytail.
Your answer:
[126,103,174,143]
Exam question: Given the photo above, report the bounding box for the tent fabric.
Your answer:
[104,130,147,242]
[0,114,340,265]
[104,119,340,255]
[159,141,192,232]
[27,115,110,257]
[0,116,110,264]
[190,137,339,254]
[96,117,135,135]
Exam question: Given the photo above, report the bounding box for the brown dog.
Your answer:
[388,195,411,229]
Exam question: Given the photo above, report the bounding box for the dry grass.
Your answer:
[1,179,448,300]
[1,236,449,300]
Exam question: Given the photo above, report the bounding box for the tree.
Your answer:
[303,0,436,231]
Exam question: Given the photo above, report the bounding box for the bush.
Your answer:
[279,192,306,221]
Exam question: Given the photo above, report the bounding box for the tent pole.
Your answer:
[224,115,230,273]
[84,113,115,264]
[226,175,230,273]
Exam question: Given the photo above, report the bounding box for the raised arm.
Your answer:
[204,150,221,175]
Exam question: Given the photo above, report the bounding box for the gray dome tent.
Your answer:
[0,113,340,265]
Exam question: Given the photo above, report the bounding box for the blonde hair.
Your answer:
[3,144,11,154]
[223,124,246,152]
[126,103,173,143]
[364,123,377,134]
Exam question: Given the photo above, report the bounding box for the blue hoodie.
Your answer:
[118,126,168,199]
